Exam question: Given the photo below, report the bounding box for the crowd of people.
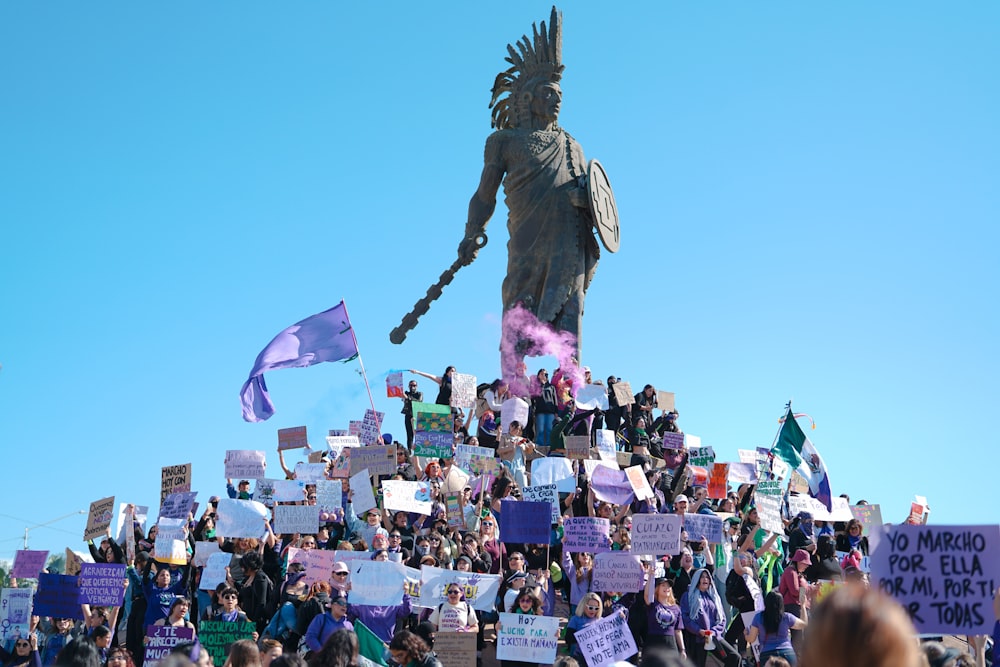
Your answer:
[3,365,998,667]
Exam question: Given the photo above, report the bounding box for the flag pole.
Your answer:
[341,300,383,436]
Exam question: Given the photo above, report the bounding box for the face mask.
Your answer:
[416,545,430,556]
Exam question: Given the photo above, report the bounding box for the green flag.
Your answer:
[772,407,805,469]
[355,620,388,667]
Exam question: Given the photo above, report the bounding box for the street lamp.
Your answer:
[23,511,86,549]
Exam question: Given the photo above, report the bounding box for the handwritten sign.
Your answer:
[316,479,342,519]
[753,480,785,534]
[496,613,560,663]
[293,462,327,482]
[611,381,634,406]
[687,446,715,468]
[450,372,477,409]
[631,514,682,555]
[590,465,635,506]
[455,445,499,476]
[349,469,377,513]
[144,625,195,667]
[278,425,309,450]
[662,432,685,451]
[521,484,560,523]
[287,548,338,586]
[565,435,591,460]
[576,384,609,411]
[594,429,618,463]
[434,632,477,667]
[727,462,758,485]
[500,396,530,434]
[159,492,197,521]
[0,588,32,641]
[84,496,116,541]
[193,541,221,568]
[656,391,676,413]
[326,435,359,457]
[591,553,644,592]
[414,431,454,459]
[198,621,255,667]
[871,524,1000,635]
[500,501,551,544]
[708,463,729,499]
[225,450,266,479]
[382,480,432,515]
[348,560,407,606]
[200,552,231,591]
[34,574,83,619]
[12,550,48,579]
[624,465,654,501]
[575,610,638,667]
[683,513,724,544]
[78,563,126,606]
[420,565,501,611]
[850,503,883,536]
[273,505,320,535]
[214,499,268,539]
[359,409,385,445]
[562,517,611,553]
[445,494,466,529]
[349,445,396,476]
[386,372,405,398]
[160,463,191,503]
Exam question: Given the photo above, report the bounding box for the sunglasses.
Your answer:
[334,571,349,576]
[482,521,494,527]
[15,643,29,648]
[222,593,238,599]
[586,605,600,611]
[448,590,462,595]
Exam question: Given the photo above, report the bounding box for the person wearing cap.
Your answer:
[788,511,817,555]
[780,548,813,650]
[303,593,353,654]
[921,641,962,667]
[226,479,253,500]
[673,494,690,516]
[644,572,686,657]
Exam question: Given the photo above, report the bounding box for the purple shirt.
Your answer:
[647,602,682,637]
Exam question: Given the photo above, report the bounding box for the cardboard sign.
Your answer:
[383,480,432,515]
[591,553,644,592]
[78,563,126,606]
[159,492,197,520]
[225,450,267,479]
[349,469,378,513]
[631,514,683,555]
[348,560,407,606]
[278,425,309,450]
[454,445,499,476]
[434,632,477,667]
[0,588,33,641]
[850,503,883,536]
[611,381,634,406]
[420,565,501,611]
[496,613,560,663]
[870,524,1000,635]
[349,445,396,476]
[562,517,611,553]
[595,429,618,463]
[500,501,551,544]
[414,431,454,459]
[273,505,320,535]
[683,513,724,544]
[450,372,477,409]
[413,402,453,432]
[198,620,256,667]
[84,496,116,541]
[500,397,530,434]
[386,372,404,399]
[687,446,715,468]
[214,499,268,539]
[575,610,638,667]
[34,574,84,619]
[576,384,610,411]
[624,465,654,501]
[360,409,386,445]
[144,625,195,667]
[656,391,676,413]
[565,435,592,460]
[521,484,560,523]
[708,463,729,499]
[160,463,191,503]
[753,480,785,534]
[12,550,48,579]
[445,493,466,529]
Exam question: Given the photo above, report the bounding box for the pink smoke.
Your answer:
[500,305,584,396]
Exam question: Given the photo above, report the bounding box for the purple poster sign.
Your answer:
[562,517,611,553]
[12,550,48,579]
[590,466,635,506]
[144,625,195,666]
[499,501,550,544]
[870,524,1000,635]
[33,574,84,619]
[79,563,127,606]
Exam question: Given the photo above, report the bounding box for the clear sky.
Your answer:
[1,2,997,563]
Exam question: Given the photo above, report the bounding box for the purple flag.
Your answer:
[241,302,359,422]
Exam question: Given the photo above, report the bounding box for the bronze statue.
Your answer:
[390,7,619,377]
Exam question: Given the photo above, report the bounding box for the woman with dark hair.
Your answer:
[495,590,543,667]
[834,519,869,556]
[3,633,41,667]
[388,630,441,667]
[746,591,806,666]
[805,536,844,583]
[309,629,358,667]
[106,647,137,667]
[54,640,101,667]
[153,597,196,633]
[237,551,275,634]
[410,367,455,408]
[304,595,353,656]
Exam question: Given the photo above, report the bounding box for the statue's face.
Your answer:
[530,82,561,123]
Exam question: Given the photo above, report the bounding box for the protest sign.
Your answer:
[316,479,342,519]
[662,432,685,451]
[455,445,499,476]
[450,372,477,409]
[656,391,676,413]
[144,626,195,667]
[198,620,256,667]
[500,397,530,434]
[445,494,466,529]
[64,549,91,576]
[348,420,362,437]
[278,425,309,450]
[496,613,560,663]
[349,445,396,476]
[326,434,359,457]
[754,480,785,534]
[500,501,551,544]
[590,465,635,506]
[434,632,477,667]
[225,450,266,479]
[0,588,32,641]
[687,446,715,468]
[683,513,724,544]
[850,503,883,536]
[200,552,231,590]
[84,496,116,542]
[253,479,276,507]
[349,469,378,513]
[738,449,757,464]
[12,550,48,579]
[413,402,452,432]
[193,541,221,567]
[403,565,424,607]
[611,381,634,406]
[870,524,1000,635]
[441,465,470,495]
[685,434,702,448]
[787,494,853,522]
[78,563,126,606]
[591,553,644,592]
[564,435,591,460]
[329,429,348,437]
[287,548,338,586]
[359,409,385,445]
[624,465,654,501]
[727,462,758,485]
[34,574,83,619]
[420,566,501,611]
[530,456,575,493]
[708,463,729,499]
[153,538,187,566]
[273,505,320,535]
[562,517,611,553]
[595,429,618,463]
[273,479,307,501]
[160,463,191,503]
[386,372,404,398]
[576,384,610,410]
[328,449,351,478]
[292,462,325,483]
[575,610,638,667]
[159,492,197,520]
[521,484,560,523]
[414,431,454,459]
[116,503,148,545]
[631,514,683,555]
[383,480,432,515]
[348,560,407,606]
[214,499,268,539]
[307,451,326,463]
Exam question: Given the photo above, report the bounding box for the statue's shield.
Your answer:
[587,159,620,253]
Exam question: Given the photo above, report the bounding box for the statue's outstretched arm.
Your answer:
[458,142,504,265]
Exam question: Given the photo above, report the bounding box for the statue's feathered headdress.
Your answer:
[489,6,564,130]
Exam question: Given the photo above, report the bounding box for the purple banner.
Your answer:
[79,563,127,606]
[590,466,635,506]
[499,501,551,544]
[144,625,195,666]
[870,524,1000,635]
[33,574,84,619]
[562,517,611,553]
[12,550,48,579]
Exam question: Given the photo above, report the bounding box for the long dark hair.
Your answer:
[310,629,358,667]
[763,590,784,634]
[388,630,430,663]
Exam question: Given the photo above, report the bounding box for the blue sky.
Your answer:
[1,2,997,563]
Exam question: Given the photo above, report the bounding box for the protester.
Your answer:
[746,591,807,666]
[388,630,442,667]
